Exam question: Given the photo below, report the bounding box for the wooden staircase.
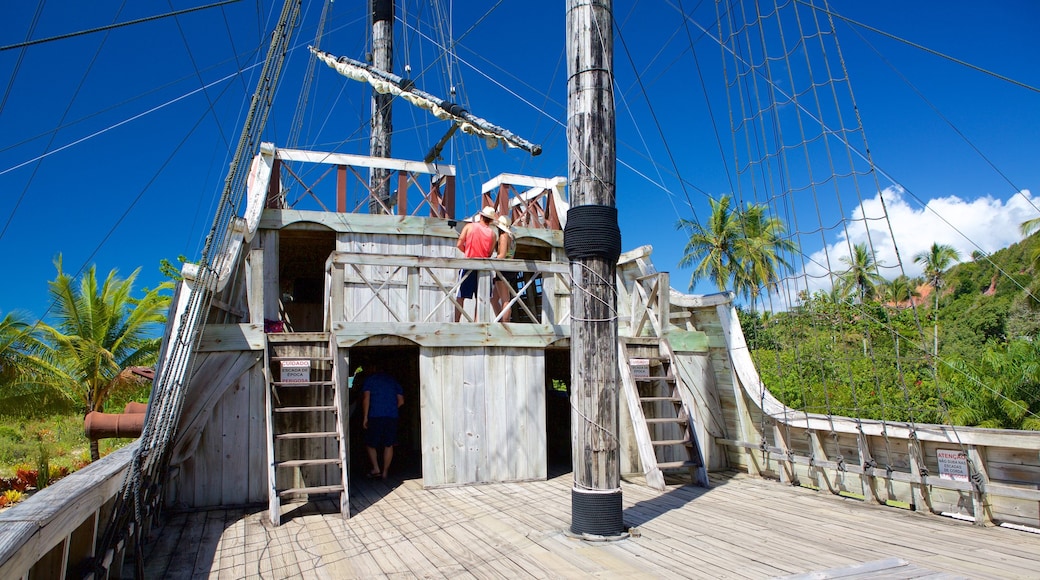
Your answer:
[619,337,709,490]
[263,332,349,525]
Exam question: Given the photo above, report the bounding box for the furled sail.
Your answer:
[310,47,541,157]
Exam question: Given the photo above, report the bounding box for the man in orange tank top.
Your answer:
[455,206,497,321]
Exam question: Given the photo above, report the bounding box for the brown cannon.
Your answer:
[83,402,148,440]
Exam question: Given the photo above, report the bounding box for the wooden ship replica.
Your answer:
[2,1,1040,577]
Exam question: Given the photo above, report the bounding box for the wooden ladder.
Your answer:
[263,332,349,525]
[619,337,709,490]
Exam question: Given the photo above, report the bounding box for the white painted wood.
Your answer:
[480,173,565,193]
[275,148,456,175]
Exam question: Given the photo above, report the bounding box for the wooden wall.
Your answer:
[168,353,268,508]
[420,346,547,487]
[338,232,458,323]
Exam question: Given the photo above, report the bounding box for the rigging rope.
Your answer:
[0,0,242,52]
[93,1,303,572]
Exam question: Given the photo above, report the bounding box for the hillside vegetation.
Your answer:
[741,234,1040,430]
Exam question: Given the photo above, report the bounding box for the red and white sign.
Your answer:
[280,359,311,383]
[936,449,969,482]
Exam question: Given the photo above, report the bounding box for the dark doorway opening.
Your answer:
[346,343,422,484]
[278,228,335,332]
[545,347,572,478]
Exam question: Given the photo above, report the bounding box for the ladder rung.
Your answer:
[275,406,337,413]
[270,356,332,362]
[652,438,693,447]
[640,396,680,403]
[275,431,339,440]
[271,381,334,387]
[645,417,686,425]
[636,375,674,382]
[278,484,344,497]
[276,458,342,468]
[657,460,701,470]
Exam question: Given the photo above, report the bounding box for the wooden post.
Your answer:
[566,0,624,537]
[369,0,393,214]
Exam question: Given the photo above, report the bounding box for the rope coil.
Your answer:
[564,205,622,263]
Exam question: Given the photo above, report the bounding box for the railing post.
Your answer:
[330,258,344,325]
[657,272,669,337]
[967,445,994,526]
[407,265,420,322]
[396,171,409,215]
[336,165,347,212]
[247,249,264,324]
[444,175,456,219]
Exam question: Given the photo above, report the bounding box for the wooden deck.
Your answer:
[142,471,1040,579]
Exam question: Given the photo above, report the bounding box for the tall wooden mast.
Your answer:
[565,0,624,537]
[370,0,393,214]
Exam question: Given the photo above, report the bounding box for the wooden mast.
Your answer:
[370,0,393,214]
[565,0,624,536]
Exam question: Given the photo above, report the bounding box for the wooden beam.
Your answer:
[275,148,455,176]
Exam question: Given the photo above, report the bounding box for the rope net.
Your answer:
[714,0,952,465]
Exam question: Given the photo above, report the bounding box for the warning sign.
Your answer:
[936,449,969,482]
[280,359,311,383]
[630,358,650,378]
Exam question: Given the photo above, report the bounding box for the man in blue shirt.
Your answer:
[361,361,405,479]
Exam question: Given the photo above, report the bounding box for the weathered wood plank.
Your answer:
[0,444,137,580]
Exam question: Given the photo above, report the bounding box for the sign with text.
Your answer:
[280,359,311,383]
[936,449,969,482]
[630,358,650,378]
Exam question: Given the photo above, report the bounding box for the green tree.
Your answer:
[940,339,1040,430]
[0,311,50,411]
[678,195,794,309]
[731,202,795,309]
[881,275,920,307]
[914,242,961,360]
[23,258,170,460]
[677,195,740,293]
[837,243,885,303]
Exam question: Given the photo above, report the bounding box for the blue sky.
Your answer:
[1,0,1038,320]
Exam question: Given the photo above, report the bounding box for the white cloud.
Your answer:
[782,186,1038,306]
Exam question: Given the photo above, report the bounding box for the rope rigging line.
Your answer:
[0,1,125,245]
[92,1,303,572]
[793,0,1040,96]
[0,0,243,52]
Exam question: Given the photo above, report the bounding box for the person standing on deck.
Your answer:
[492,215,516,322]
[361,361,404,479]
[454,206,497,322]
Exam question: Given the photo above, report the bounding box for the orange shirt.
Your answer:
[460,221,495,258]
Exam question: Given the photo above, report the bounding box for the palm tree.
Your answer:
[677,195,794,309]
[731,202,796,309]
[881,275,920,307]
[677,195,740,292]
[24,258,170,460]
[837,243,886,303]
[914,242,961,364]
[0,311,48,406]
[941,339,1040,430]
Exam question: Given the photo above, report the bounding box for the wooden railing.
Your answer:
[0,443,139,579]
[710,301,1040,530]
[325,252,572,328]
[268,148,457,218]
[481,174,566,231]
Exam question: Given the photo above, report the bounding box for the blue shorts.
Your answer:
[458,270,478,299]
[365,417,398,448]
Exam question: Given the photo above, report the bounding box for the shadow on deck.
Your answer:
[142,471,1040,579]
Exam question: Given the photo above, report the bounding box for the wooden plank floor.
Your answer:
[143,472,1040,579]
